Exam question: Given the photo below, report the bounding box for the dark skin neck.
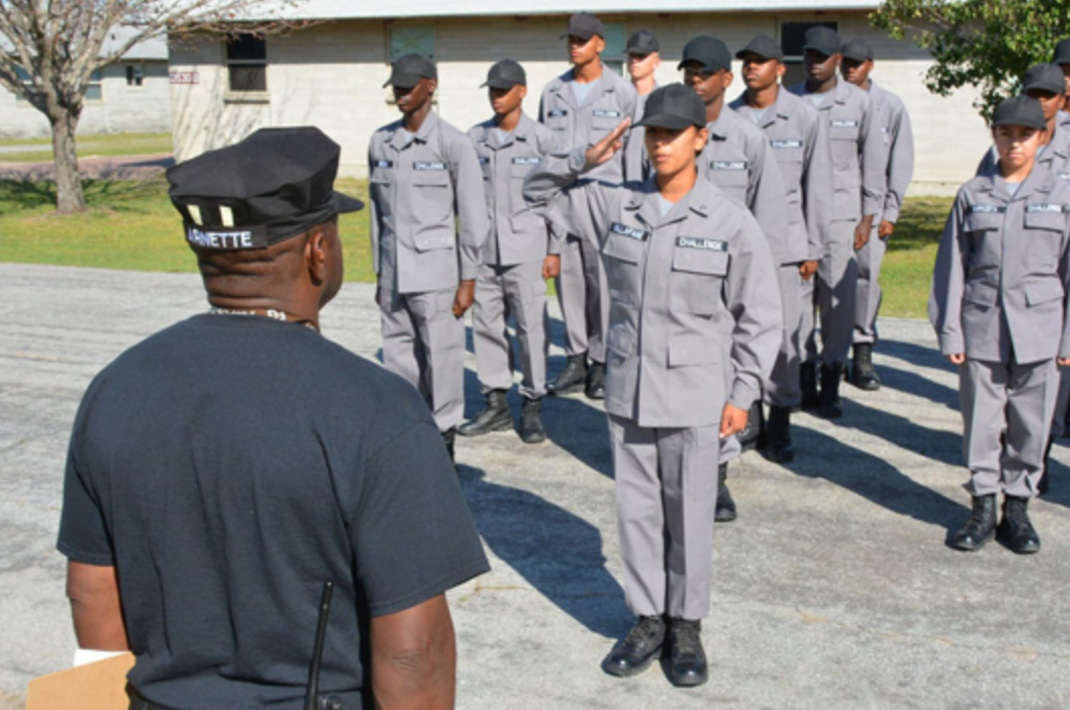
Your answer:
[403,99,434,133]
[573,60,603,83]
[705,93,725,124]
[746,82,779,110]
[496,103,523,132]
[806,74,838,94]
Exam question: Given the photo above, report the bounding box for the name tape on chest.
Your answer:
[1058,173,1070,180]
[969,204,1006,214]
[771,139,803,149]
[1026,203,1067,214]
[374,159,394,168]
[830,119,860,128]
[478,156,490,165]
[414,160,447,171]
[711,161,748,171]
[593,109,622,118]
[547,109,568,118]
[677,237,727,252]
[610,222,651,241]
[512,156,540,165]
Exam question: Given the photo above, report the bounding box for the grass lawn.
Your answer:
[0,176,951,318]
[0,132,173,163]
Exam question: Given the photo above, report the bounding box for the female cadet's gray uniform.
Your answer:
[466,113,561,400]
[789,78,885,372]
[538,66,638,368]
[368,111,489,432]
[524,147,781,620]
[929,166,1070,498]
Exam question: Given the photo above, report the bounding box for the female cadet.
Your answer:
[524,83,781,686]
[930,95,1070,554]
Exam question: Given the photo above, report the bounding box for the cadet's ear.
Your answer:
[693,126,709,153]
[426,78,438,95]
[305,223,330,285]
[519,85,528,101]
[775,62,786,79]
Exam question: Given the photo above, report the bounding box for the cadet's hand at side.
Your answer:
[453,280,475,317]
[799,260,819,281]
[878,220,895,239]
[584,118,631,170]
[854,215,874,250]
[1058,357,1070,368]
[720,403,749,439]
[948,353,965,365]
[542,255,561,280]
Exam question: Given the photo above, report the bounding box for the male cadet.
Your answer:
[368,53,489,460]
[1054,39,1070,114]
[58,127,490,709]
[460,59,561,443]
[539,12,639,400]
[680,34,789,521]
[977,64,1070,177]
[789,26,885,418]
[840,38,915,391]
[623,29,661,182]
[731,34,833,461]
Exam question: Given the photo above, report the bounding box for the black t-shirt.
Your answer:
[57,314,489,709]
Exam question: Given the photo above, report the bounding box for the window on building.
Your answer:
[226,34,267,93]
[390,25,435,61]
[601,23,626,76]
[125,63,144,87]
[780,20,839,88]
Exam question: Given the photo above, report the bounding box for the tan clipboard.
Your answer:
[25,652,135,710]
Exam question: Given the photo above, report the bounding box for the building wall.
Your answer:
[169,12,992,193]
[0,60,172,139]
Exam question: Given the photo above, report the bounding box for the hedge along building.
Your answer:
[168,0,991,193]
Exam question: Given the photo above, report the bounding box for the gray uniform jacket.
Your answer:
[789,77,886,223]
[698,108,791,265]
[538,65,639,184]
[869,81,915,224]
[730,88,831,262]
[977,121,1070,179]
[368,110,489,294]
[467,113,562,265]
[523,147,782,427]
[929,166,1070,364]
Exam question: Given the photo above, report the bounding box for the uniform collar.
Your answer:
[391,110,439,150]
[624,175,713,227]
[730,89,787,128]
[477,112,534,148]
[548,64,616,108]
[706,107,735,140]
[977,163,1056,203]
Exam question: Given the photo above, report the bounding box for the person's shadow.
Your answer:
[458,466,631,638]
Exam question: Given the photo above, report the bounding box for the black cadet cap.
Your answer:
[678,35,733,73]
[735,34,784,63]
[562,13,605,41]
[991,95,1046,130]
[636,83,706,130]
[1053,38,1070,66]
[384,53,436,89]
[626,29,660,55]
[1021,63,1065,95]
[802,26,843,57]
[482,59,526,89]
[841,38,873,62]
[166,127,363,251]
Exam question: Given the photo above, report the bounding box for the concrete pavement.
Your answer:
[1,263,1069,710]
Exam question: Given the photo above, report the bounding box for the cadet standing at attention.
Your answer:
[730,34,833,462]
[840,38,915,391]
[623,29,661,182]
[930,96,1070,555]
[459,59,562,444]
[539,12,639,400]
[525,85,781,687]
[368,53,489,460]
[679,34,789,521]
[1053,39,1070,115]
[790,26,885,418]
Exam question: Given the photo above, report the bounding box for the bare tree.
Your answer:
[0,1,310,213]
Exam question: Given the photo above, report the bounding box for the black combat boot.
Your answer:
[601,615,666,677]
[519,397,547,444]
[547,354,587,396]
[849,343,882,391]
[951,494,996,551]
[457,389,512,437]
[800,361,819,410]
[817,362,844,418]
[441,427,457,464]
[666,618,708,687]
[738,400,765,452]
[715,463,737,523]
[764,405,794,463]
[585,360,606,400]
[998,496,1041,554]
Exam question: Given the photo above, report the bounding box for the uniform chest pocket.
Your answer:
[544,107,569,132]
[964,212,1003,233]
[707,164,749,201]
[410,169,452,225]
[772,145,804,188]
[670,243,728,316]
[1024,209,1067,269]
[591,109,623,133]
[828,123,860,168]
[602,230,647,264]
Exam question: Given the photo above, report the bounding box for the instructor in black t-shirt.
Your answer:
[57,127,489,710]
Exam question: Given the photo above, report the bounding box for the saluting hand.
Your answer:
[584,118,631,170]
[720,403,748,439]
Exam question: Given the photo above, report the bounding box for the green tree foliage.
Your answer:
[871,0,1069,119]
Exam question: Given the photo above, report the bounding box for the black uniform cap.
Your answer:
[626,29,660,55]
[841,38,873,62]
[1053,38,1070,66]
[1021,63,1065,95]
[166,127,363,251]
[735,34,784,63]
[562,13,604,41]
[991,95,1046,130]
[481,59,526,89]
[678,35,732,73]
[384,53,437,89]
[802,26,843,57]
[635,83,706,130]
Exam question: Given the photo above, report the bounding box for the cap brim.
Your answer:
[801,43,834,57]
[626,48,655,56]
[383,72,422,89]
[562,31,598,40]
[334,192,365,214]
[1023,81,1065,95]
[736,48,782,62]
[992,117,1046,130]
[481,78,522,89]
[636,113,699,130]
[841,50,871,62]
[1055,57,1070,66]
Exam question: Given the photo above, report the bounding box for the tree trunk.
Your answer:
[50,109,86,214]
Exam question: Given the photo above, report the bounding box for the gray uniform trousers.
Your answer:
[609,414,720,620]
[555,197,610,363]
[960,358,1058,498]
[854,223,886,345]
[805,219,858,365]
[472,260,549,399]
[379,287,466,432]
